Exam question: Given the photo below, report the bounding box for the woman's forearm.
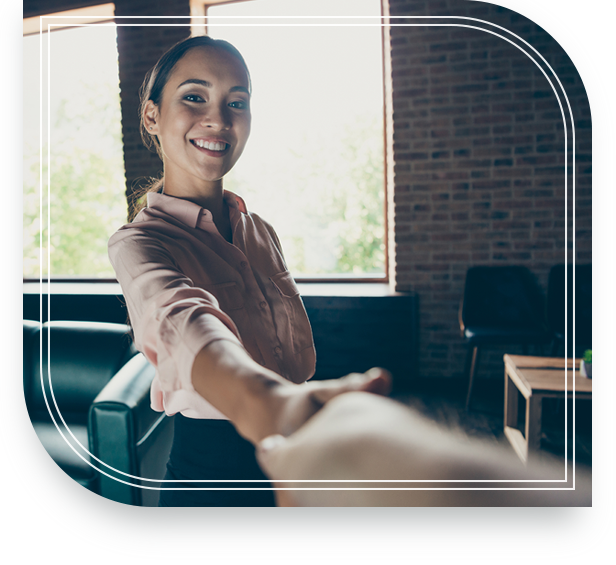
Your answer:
[191,340,292,444]
[191,340,392,446]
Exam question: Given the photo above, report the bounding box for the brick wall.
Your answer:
[387,0,591,379]
[113,1,191,213]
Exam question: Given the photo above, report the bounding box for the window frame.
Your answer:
[23,0,390,285]
[23,3,116,37]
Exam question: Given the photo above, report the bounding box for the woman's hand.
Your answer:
[272,368,392,439]
[234,366,392,445]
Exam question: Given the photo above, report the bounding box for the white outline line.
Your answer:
[35,14,580,492]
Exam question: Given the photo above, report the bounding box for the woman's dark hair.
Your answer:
[129,35,251,220]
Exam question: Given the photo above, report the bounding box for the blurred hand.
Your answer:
[257,391,429,506]
[256,392,592,507]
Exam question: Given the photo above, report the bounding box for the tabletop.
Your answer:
[504,354,592,395]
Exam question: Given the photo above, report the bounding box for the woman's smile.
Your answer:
[144,45,251,196]
[190,137,231,156]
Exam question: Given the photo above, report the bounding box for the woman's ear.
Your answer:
[143,100,159,135]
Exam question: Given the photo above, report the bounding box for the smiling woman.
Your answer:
[131,38,253,243]
[107,35,391,507]
[144,48,252,211]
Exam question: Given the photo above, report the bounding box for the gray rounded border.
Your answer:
[0,0,611,556]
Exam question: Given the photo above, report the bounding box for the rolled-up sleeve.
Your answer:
[109,231,243,418]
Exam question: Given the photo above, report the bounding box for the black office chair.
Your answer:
[459,266,551,410]
[546,264,592,358]
[23,320,173,506]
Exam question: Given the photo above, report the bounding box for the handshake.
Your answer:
[255,380,591,507]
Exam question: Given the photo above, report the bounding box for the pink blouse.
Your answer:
[108,190,316,419]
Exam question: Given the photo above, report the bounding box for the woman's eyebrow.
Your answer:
[177,79,249,95]
[177,78,212,89]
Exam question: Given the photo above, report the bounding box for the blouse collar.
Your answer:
[146,190,248,229]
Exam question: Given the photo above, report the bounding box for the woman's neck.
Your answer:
[162,175,232,243]
[163,171,222,206]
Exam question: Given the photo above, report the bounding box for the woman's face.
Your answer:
[145,46,251,192]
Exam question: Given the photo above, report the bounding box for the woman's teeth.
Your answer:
[193,140,227,151]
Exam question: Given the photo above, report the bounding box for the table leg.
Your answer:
[504,371,518,429]
[526,394,543,458]
[504,368,529,463]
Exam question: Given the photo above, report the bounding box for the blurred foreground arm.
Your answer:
[256,392,591,507]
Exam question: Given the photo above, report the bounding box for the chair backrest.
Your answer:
[461,266,546,329]
[546,264,592,353]
[25,321,137,424]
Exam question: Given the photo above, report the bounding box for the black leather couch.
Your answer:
[23,320,173,506]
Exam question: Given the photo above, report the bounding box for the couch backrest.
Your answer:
[25,321,137,422]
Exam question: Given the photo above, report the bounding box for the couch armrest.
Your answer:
[88,354,173,506]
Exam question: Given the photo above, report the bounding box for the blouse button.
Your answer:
[259,301,267,309]
[240,261,248,269]
[273,346,282,356]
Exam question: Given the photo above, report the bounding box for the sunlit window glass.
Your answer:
[207,0,386,278]
[23,24,126,279]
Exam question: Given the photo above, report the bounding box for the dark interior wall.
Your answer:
[387,0,591,379]
[24,0,105,15]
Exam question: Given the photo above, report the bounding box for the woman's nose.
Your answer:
[200,104,231,130]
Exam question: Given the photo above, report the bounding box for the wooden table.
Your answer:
[503,355,592,465]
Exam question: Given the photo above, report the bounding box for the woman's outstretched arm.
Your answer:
[191,340,391,445]
[110,230,391,442]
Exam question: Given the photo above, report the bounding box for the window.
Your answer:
[23,1,387,282]
[202,0,387,280]
[23,5,126,280]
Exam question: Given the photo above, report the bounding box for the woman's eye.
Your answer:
[229,100,249,110]
[184,94,204,103]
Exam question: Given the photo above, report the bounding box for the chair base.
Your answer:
[465,343,532,412]
[464,346,479,411]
